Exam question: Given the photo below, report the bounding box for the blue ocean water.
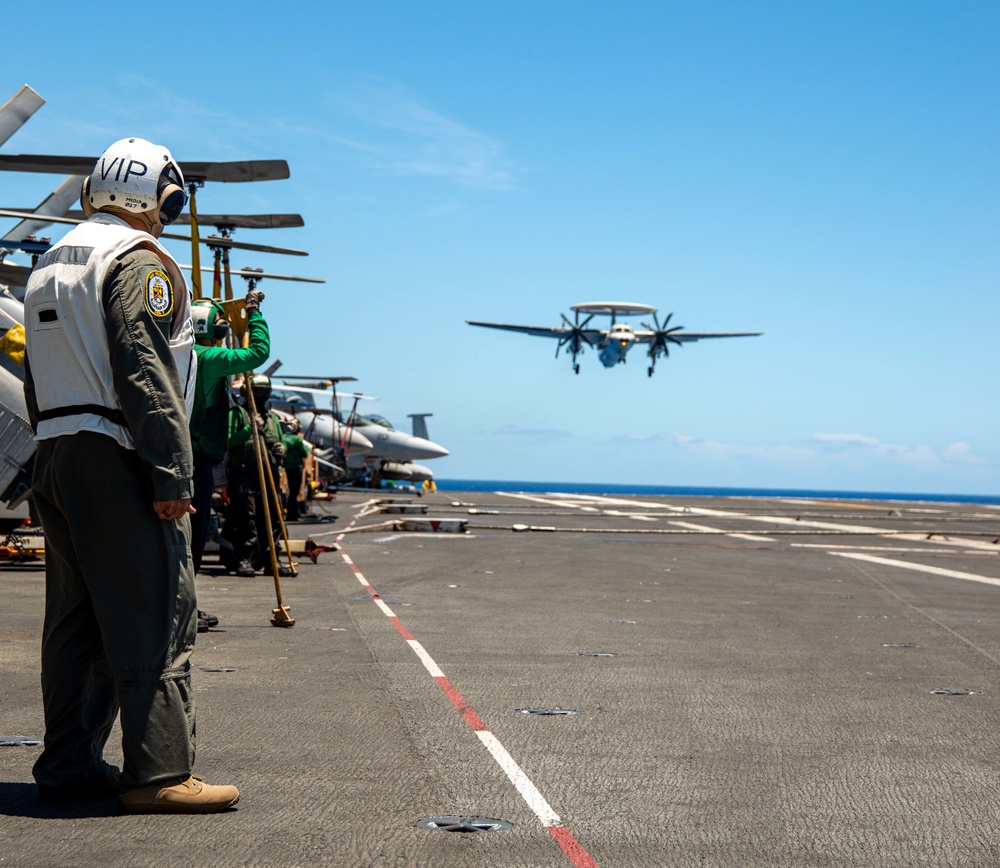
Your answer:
[436,479,1000,506]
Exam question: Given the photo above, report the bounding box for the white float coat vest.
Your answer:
[24,213,196,448]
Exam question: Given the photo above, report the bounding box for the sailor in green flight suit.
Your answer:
[188,292,270,577]
[280,417,311,521]
[225,374,286,575]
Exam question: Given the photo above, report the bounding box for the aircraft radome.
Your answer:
[467,301,762,377]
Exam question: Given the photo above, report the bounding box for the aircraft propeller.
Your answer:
[640,311,685,377]
[556,310,595,375]
[0,209,307,256]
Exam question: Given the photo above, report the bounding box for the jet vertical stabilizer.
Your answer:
[408,413,433,440]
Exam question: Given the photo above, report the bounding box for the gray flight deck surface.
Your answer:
[3,488,1000,867]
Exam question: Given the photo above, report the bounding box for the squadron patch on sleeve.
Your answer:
[144,270,174,318]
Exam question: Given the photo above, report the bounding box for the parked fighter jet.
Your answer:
[468,302,762,377]
[269,383,376,459]
[270,380,449,485]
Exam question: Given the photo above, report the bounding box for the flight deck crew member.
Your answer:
[188,292,270,575]
[280,418,310,522]
[22,137,239,814]
[225,374,285,576]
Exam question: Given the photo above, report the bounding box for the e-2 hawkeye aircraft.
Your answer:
[467,301,762,376]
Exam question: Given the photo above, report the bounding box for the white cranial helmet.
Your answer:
[81,137,187,229]
[191,298,230,341]
[191,299,214,339]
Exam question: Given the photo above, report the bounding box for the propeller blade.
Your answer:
[178,264,324,283]
[0,156,290,183]
[56,210,306,230]
[0,209,309,256]
[197,233,308,256]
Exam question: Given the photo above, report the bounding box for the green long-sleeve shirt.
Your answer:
[189,310,270,461]
[281,433,311,468]
[228,404,284,466]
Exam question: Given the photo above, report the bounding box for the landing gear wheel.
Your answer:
[574,364,580,375]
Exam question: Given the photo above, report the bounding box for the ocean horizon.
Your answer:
[434,478,1000,506]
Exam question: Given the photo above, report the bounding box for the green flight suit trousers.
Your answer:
[31,432,197,790]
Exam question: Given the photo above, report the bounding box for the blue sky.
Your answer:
[3,1,997,494]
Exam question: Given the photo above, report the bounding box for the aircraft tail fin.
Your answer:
[408,413,432,440]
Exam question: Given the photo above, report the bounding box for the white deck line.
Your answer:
[830,552,1000,588]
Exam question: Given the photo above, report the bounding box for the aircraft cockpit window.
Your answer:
[361,414,394,429]
[272,389,316,408]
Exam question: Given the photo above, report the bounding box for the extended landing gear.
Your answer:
[574,364,580,375]
[648,366,654,377]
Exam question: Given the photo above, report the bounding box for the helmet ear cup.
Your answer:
[80,176,96,218]
[157,182,186,225]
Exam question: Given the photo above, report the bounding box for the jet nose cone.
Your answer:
[408,437,449,460]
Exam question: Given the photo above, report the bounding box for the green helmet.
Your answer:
[192,299,229,340]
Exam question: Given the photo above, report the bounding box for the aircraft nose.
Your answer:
[409,437,449,460]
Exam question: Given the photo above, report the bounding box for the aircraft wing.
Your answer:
[1,176,83,242]
[0,86,44,148]
[633,330,762,344]
[0,261,31,288]
[467,320,606,341]
[271,383,377,402]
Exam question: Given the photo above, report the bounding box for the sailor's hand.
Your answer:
[245,289,265,313]
[154,498,196,521]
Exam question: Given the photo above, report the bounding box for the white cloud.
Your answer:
[617,430,990,469]
[326,79,519,191]
[813,433,880,446]
[813,433,987,465]
[941,441,986,465]
[616,431,811,459]
[491,424,572,440]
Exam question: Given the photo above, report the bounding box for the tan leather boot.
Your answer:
[119,775,240,814]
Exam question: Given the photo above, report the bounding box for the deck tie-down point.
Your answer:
[923,688,979,696]
[0,735,42,746]
[516,707,583,716]
[415,816,513,832]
